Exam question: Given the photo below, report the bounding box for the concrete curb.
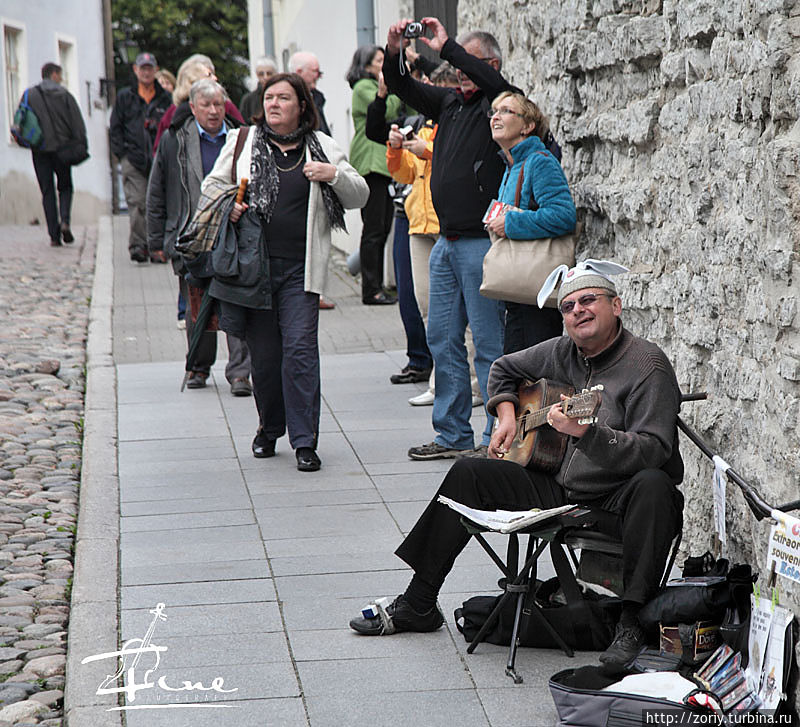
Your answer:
[64,215,123,726]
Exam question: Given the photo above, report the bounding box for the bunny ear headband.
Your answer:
[537,259,630,309]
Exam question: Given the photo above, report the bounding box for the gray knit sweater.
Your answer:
[486,324,683,499]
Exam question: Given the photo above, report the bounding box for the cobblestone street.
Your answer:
[0,224,96,725]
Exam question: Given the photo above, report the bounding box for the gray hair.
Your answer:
[254,55,277,73]
[182,53,215,72]
[288,51,317,73]
[457,31,503,70]
[189,78,226,105]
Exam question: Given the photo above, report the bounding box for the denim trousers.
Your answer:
[393,215,432,371]
[427,236,504,449]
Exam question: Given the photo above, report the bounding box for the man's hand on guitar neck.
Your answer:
[548,394,590,439]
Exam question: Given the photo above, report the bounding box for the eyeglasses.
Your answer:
[559,293,614,316]
[487,108,522,119]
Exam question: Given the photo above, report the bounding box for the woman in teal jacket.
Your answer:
[486,91,577,353]
[347,45,403,304]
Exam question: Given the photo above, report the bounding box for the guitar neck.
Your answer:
[522,406,550,429]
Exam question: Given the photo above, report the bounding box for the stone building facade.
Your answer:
[457,0,800,613]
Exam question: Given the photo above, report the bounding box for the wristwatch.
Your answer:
[331,167,339,183]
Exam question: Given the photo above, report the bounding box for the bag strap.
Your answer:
[513,153,547,210]
[230,127,249,184]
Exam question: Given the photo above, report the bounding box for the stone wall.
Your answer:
[458,0,800,615]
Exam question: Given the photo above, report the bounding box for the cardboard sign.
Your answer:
[766,510,800,584]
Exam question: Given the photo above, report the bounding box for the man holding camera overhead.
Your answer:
[382,17,516,461]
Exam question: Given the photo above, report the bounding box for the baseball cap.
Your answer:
[135,52,157,67]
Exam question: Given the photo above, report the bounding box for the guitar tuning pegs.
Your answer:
[591,384,604,391]
[577,416,598,426]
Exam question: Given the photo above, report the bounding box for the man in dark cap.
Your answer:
[110,52,171,262]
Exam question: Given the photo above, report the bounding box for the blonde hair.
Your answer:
[492,91,550,141]
[173,58,215,105]
[155,69,176,93]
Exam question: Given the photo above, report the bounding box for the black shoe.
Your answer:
[130,246,148,263]
[599,622,646,666]
[349,594,444,635]
[296,447,321,472]
[390,365,431,384]
[252,431,276,458]
[50,238,63,247]
[60,223,74,244]
[363,291,397,305]
[185,371,208,389]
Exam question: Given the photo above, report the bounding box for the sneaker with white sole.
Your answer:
[407,441,472,460]
[408,390,435,406]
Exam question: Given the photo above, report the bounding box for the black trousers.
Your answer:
[504,301,564,355]
[359,173,394,301]
[32,150,73,243]
[243,257,320,450]
[395,458,683,605]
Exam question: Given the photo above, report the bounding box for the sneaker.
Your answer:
[599,622,646,666]
[408,389,435,406]
[185,371,208,389]
[230,377,252,397]
[349,594,444,636]
[390,365,431,384]
[176,318,186,330]
[130,246,148,263]
[457,444,489,459]
[472,395,484,408]
[408,441,471,460]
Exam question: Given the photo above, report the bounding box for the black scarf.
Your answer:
[249,122,346,231]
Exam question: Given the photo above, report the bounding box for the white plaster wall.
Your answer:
[0,1,111,225]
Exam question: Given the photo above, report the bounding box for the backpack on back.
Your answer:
[11,88,43,149]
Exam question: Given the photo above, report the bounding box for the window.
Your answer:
[57,37,78,97]
[3,23,24,132]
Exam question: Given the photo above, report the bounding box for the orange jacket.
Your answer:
[386,123,439,236]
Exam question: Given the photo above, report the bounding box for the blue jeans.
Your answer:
[393,215,432,371]
[427,236,505,449]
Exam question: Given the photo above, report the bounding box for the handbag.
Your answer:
[480,165,578,307]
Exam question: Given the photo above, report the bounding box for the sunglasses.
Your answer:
[559,292,614,316]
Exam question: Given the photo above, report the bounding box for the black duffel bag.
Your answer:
[455,576,622,651]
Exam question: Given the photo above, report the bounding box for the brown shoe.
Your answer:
[319,297,335,310]
[186,372,208,389]
[230,377,252,397]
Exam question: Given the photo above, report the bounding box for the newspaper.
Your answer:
[437,496,576,534]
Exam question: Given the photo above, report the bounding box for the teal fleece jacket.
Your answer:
[497,135,576,239]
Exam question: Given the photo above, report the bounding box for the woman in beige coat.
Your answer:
[202,73,368,471]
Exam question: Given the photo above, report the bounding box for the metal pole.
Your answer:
[263,0,275,59]
[356,0,376,47]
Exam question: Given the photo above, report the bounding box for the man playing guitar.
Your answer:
[350,259,684,666]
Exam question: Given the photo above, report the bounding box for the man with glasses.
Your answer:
[382,18,517,461]
[349,260,684,668]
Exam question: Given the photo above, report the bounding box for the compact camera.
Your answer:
[403,21,425,39]
[399,125,415,140]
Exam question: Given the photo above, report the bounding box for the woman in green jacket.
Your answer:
[347,45,403,304]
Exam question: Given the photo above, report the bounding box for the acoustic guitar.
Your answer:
[501,378,602,471]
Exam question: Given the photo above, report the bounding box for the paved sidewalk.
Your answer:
[70,216,591,727]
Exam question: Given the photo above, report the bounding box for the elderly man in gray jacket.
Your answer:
[350,260,684,668]
[146,78,252,395]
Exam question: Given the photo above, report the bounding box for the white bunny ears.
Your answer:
[537,259,630,309]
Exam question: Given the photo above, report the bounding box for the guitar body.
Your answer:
[505,379,574,472]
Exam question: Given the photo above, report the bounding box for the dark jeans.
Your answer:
[243,257,320,450]
[395,458,683,605]
[359,173,393,301]
[504,302,564,355]
[32,150,73,243]
[393,215,432,371]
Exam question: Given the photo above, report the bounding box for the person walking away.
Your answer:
[487,91,576,353]
[347,45,403,305]
[18,62,87,247]
[202,73,369,471]
[110,52,171,262]
[146,78,253,395]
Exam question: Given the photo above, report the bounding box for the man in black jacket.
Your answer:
[23,63,87,247]
[110,52,171,262]
[146,78,252,395]
[382,18,515,461]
